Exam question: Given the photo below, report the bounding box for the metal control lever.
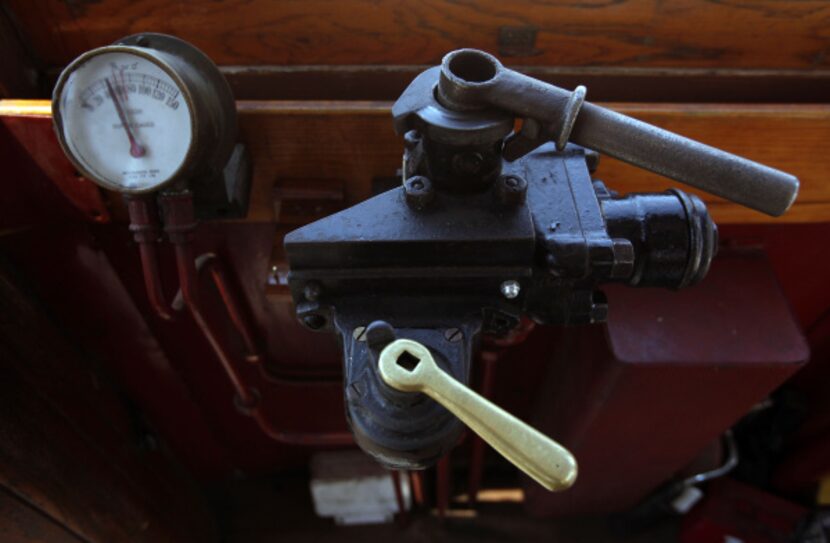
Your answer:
[379,338,578,491]
[404,48,800,217]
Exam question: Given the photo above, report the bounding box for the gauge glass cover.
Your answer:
[57,51,193,192]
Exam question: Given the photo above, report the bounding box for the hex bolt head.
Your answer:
[404,130,422,150]
[496,175,528,205]
[303,282,322,301]
[404,175,434,210]
[610,239,635,279]
[500,279,521,299]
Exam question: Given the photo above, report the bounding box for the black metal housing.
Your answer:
[285,51,732,470]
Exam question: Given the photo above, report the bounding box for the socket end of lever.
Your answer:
[437,49,504,111]
[379,338,578,492]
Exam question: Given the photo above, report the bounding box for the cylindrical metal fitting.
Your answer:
[601,190,718,289]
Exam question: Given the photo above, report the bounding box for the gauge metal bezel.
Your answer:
[52,44,200,194]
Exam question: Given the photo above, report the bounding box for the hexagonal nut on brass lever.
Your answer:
[378,338,578,491]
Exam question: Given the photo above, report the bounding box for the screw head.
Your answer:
[495,175,528,205]
[404,175,434,210]
[500,280,521,299]
[352,326,367,342]
[303,282,322,301]
[444,328,463,342]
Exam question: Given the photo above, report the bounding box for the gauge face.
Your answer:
[55,49,193,193]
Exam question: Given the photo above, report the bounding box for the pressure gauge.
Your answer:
[52,33,236,194]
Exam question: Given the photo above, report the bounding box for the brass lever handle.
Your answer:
[378,338,577,491]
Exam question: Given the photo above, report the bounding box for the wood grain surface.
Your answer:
[0,487,83,543]
[236,101,830,225]
[0,264,220,542]
[6,0,830,70]
[2,99,828,224]
[0,8,39,98]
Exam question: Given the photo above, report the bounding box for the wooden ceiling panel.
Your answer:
[5,0,830,70]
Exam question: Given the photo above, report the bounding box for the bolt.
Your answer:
[610,238,635,279]
[500,280,521,299]
[404,130,421,150]
[495,175,527,206]
[348,381,365,400]
[549,221,561,232]
[444,328,463,342]
[404,175,434,210]
[452,152,484,176]
[303,314,326,330]
[352,326,367,342]
[303,282,322,301]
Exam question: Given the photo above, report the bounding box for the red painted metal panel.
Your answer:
[524,253,809,515]
[1,115,109,223]
[679,478,807,543]
[3,111,829,497]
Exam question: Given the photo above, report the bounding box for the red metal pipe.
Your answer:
[466,319,536,506]
[158,190,352,446]
[203,256,261,364]
[130,195,339,382]
[467,349,499,506]
[177,254,341,383]
[172,253,262,364]
[410,470,424,508]
[126,196,173,321]
[391,470,408,525]
[436,454,451,518]
[136,243,174,321]
[250,409,352,446]
[172,239,258,407]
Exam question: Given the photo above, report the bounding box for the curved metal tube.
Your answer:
[682,430,739,487]
[126,196,174,321]
[123,190,352,446]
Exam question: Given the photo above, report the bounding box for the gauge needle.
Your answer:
[105,78,146,158]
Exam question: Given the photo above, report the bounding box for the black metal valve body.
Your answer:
[284,60,717,470]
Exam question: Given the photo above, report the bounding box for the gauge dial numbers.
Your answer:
[53,48,195,193]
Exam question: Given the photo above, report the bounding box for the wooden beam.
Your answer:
[2,99,827,224]
[35,64,830,103]
[0,486,83,543]
[0,7,39,98]
[6,0,830,70]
